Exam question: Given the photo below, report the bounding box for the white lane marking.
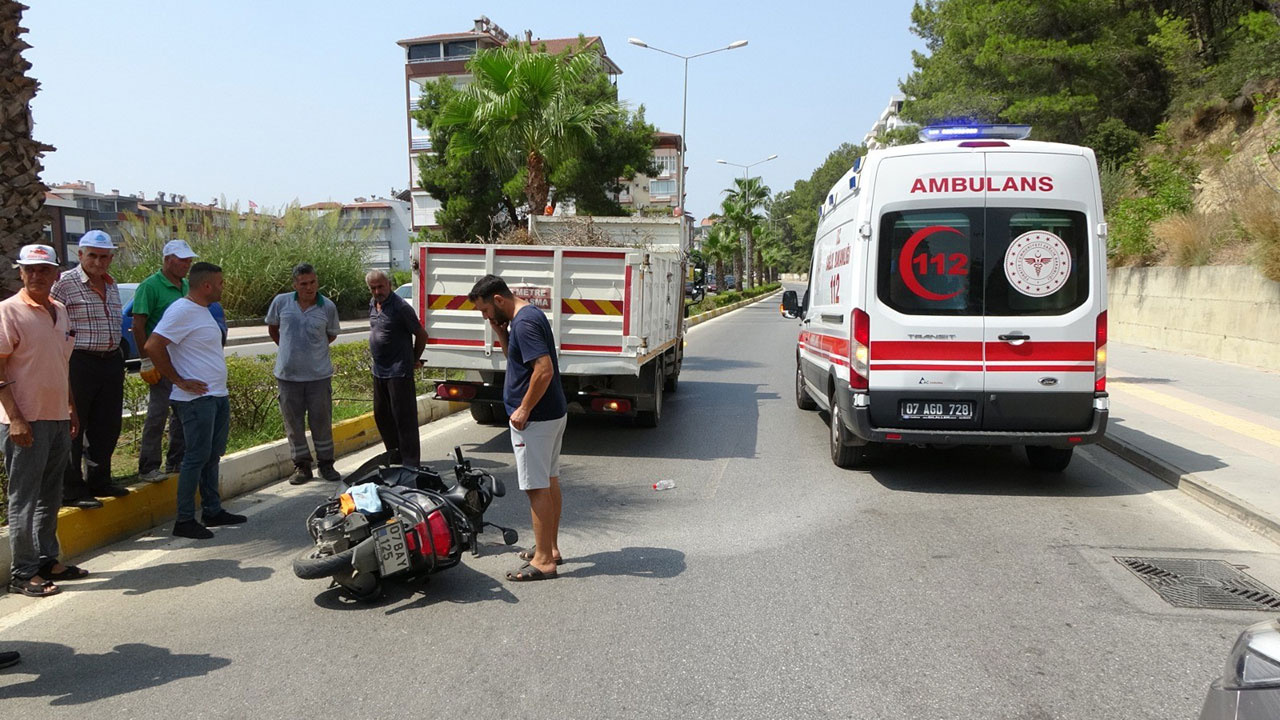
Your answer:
[0,412,475,633]
[1077,447,1278,551]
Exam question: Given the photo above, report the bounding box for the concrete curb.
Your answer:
[687,288,782,328]
[224,325,365,349]
[1099,434,1280,547]
[1,396,467,582]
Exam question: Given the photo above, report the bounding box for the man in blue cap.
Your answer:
[52,230,126,507]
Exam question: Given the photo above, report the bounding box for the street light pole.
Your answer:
[628,38,747,243]
[716,153,777,288]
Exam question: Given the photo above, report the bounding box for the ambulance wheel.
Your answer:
[1026,445,1073,472]
[469,403,495,424]
[796,363,817,410]
[829,394,869,469]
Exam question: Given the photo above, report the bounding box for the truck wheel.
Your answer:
[1026,445,1073,472]
[829,392,868,469]
[796,363,817,410]
[636,367,663,428]
[469,403,495,424]
[664,369,679,394]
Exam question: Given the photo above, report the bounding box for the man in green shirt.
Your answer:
[133,239,196,482]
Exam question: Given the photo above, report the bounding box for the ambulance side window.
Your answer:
[877,209,982,316]
[984,209,1089,316]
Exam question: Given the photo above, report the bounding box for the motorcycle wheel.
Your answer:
[292,547,356,580]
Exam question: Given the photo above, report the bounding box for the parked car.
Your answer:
[395,283,412,300]
[120,283,228,360]
[723,275,736,290]
[1199,618,1280,719]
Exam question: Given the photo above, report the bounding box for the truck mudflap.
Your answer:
[838,385,1109,449]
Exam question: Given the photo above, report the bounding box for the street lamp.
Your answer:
[716,153,777,288]
[627,37,748,237]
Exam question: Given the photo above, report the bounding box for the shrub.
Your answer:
[1237,186,1280,281]
[1152,211,1228,266]
[116,208,372,320]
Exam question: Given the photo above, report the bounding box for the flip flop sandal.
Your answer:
[517,548,564,565]
[9,577,61,598]
[506,562,557,582]
[42,564,89,581]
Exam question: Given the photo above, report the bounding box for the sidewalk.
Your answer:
[1103,341,1280,544]
[224,318,367,346]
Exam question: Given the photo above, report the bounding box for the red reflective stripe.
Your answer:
[985,364,1093,372]
[564,251,626,259]
[426,338,484,347]
[871,363,982,371]
[562,343,623,353]
[623,265,632,335]
[418,245,427,320]
[428,247,484,255]
[984,341,1094,361]
[496,249,553,257]
[872,341,982,361]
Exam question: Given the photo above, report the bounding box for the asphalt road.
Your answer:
[2,291,1274,719]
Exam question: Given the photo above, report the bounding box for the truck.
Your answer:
[412,215,694,428]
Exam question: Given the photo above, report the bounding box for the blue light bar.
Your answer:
[918,124,1032,142]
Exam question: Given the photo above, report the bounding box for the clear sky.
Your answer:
[24,1,923,220]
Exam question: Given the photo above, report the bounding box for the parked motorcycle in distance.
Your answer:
[292,447,517,600]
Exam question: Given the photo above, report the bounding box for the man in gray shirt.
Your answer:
[265,263,342,484]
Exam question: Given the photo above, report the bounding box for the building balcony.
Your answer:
[340,218,392,230]
[410,137,432,152]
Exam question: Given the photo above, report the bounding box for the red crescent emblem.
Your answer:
[899,225,964,301]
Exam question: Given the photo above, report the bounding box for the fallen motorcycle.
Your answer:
[292,446,517,600]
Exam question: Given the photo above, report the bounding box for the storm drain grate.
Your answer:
[1115,557,1280,611]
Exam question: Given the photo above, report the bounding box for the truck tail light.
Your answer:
[436,383,477,400]
[590,397,632,413]
[1095,311,1107,393]
[850,308,870,391]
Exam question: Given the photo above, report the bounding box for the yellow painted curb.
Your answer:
[3,397,469,574]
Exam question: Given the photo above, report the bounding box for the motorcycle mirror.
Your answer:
[453,445,464,465]
[491,478,506,498]
[502,528,519,545]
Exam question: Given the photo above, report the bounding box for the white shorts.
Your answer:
[510,415,567,491]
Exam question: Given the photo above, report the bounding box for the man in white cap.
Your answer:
[133,239,196,483]
[1,245,87,597]
[51,230,126,507]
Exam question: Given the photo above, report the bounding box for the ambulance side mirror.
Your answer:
[781,290,800,319]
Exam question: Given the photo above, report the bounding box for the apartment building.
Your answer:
[396,16,622,230]
[301,198,412,271]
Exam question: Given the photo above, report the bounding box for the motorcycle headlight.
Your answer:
[1224,620,1280,689]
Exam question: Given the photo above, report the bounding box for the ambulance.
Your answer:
[781,125,1109,471]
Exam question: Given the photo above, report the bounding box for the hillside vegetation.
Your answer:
[775,1,1280,280]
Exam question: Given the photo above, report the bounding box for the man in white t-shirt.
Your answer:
[145,262,247,539]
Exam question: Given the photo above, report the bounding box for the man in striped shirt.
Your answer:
[51,230,126,507]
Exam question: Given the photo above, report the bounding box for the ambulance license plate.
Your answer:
[374,520,411,576]
[900,401,974,421]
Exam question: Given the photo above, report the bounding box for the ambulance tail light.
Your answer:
[850,308,870,391]
[1095,311,1108,393]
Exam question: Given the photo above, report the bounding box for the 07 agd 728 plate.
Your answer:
[900,400,974,421]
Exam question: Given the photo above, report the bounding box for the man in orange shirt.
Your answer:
[0,245,86,598]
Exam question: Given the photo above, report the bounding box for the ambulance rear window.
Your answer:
[984,209,1089,316]
[877,209,983,316]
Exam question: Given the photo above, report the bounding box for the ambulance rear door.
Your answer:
[866,151,986,432]
[979,151,1099,431]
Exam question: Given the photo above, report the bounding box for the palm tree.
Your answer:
[439,44,618,217]
[723,176,771,289]
[701,222,735,290]
[1,1,52,296]
[719,197,758,290]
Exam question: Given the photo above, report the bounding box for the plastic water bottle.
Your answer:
[652,480,676,491]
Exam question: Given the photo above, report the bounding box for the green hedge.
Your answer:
[686,282,781,315]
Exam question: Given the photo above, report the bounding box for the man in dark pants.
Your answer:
[133,240,195,483]
[51,230,126,508]
[365,270,428,467]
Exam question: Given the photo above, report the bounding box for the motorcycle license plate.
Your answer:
[900,400,974,421]
[374,520,411,576]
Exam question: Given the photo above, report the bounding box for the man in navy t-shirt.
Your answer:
[468,274,567,582]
